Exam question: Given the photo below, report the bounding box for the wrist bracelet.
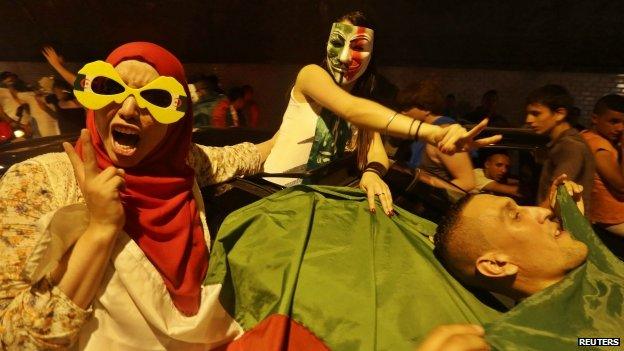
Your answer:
[414,121,423,140]
[364,161,388,176]
[384,112,399,136]
[364,168,382,176]
[408,118,417,138]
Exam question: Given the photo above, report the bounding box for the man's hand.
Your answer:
[547,174,584,215]
[416,324,490,351]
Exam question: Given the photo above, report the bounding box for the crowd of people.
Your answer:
[0,9,622,351]
[0,50,261,145]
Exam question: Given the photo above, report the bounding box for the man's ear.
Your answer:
[590,113,598,125]
[475,252,518,278]
[554,107,567,123]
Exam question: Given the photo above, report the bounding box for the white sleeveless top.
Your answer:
[262,89,320,186]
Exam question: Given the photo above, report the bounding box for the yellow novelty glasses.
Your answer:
[73,60,188,124]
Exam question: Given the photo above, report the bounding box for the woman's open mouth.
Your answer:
[111,125,140,156]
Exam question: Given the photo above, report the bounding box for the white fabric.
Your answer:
[473,168,495,192]
[0,88,59,136]
[262,89,320,186]
[21,154,243,350]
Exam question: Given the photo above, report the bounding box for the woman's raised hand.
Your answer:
[63,129,126,232]
[435,119,502,155]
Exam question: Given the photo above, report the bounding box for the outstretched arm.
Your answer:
[294,64,501,153]
[42,46,77,85]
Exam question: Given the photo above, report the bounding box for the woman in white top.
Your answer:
[264,11,499,216]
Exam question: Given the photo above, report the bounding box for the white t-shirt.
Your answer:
[473,168,495,191]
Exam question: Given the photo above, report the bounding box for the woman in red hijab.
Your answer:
[0,42,273,350]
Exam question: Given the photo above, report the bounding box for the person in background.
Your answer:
[241,84,260,128]
[463,89,510,127]
[442,93,458,119]
[44,79,85,134]
[525,84,595,213]
[396,80,476,193]
[580,94,624,236]
[473,151,520,197]
[211,86,244,128]
[191,75,227,128]
[0,71,60,137]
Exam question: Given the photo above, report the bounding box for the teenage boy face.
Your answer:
[592,109,624,142]
[525,103,566,135]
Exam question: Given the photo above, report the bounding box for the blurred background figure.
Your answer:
[525,84,594,210]
[580,94,624,237]
[473,151,520,197]
[241,84,260,128]
[395,80,476,193]
[463,89,510,127]
[0,70,61,138]
[192,75,227,128]
[442,93,458,119]
[44,78,85,134]
[212,86,244,128]
[394,80,456,168]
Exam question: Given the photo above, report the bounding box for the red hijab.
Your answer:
[76,42,207,316]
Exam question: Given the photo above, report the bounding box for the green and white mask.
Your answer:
[326,22,374,86]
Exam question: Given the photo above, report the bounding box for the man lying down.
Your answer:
[206,178,623,351]
[434,176,624,350]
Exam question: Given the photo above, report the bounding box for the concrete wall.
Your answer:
[3,61,623,130]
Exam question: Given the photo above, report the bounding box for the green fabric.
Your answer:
[484,187,624,350]
[305,110,351,172]
[206,186,624,350]
[206,186,500,350]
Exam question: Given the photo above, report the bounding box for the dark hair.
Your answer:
[52,78,76,100]
[227,87,244,101]
[433,194,475,269]
[192,74,222,94]
[53,78,72,91]
[396,80,444,115]
[593,94,624,115]
[526,84,574,117]
[0,71,17,81]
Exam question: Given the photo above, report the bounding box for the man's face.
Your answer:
[326,22,374,86]
[461,194,588,280]
[484,154,510,182]
[525,103,565,135]
[592,109,624,142]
